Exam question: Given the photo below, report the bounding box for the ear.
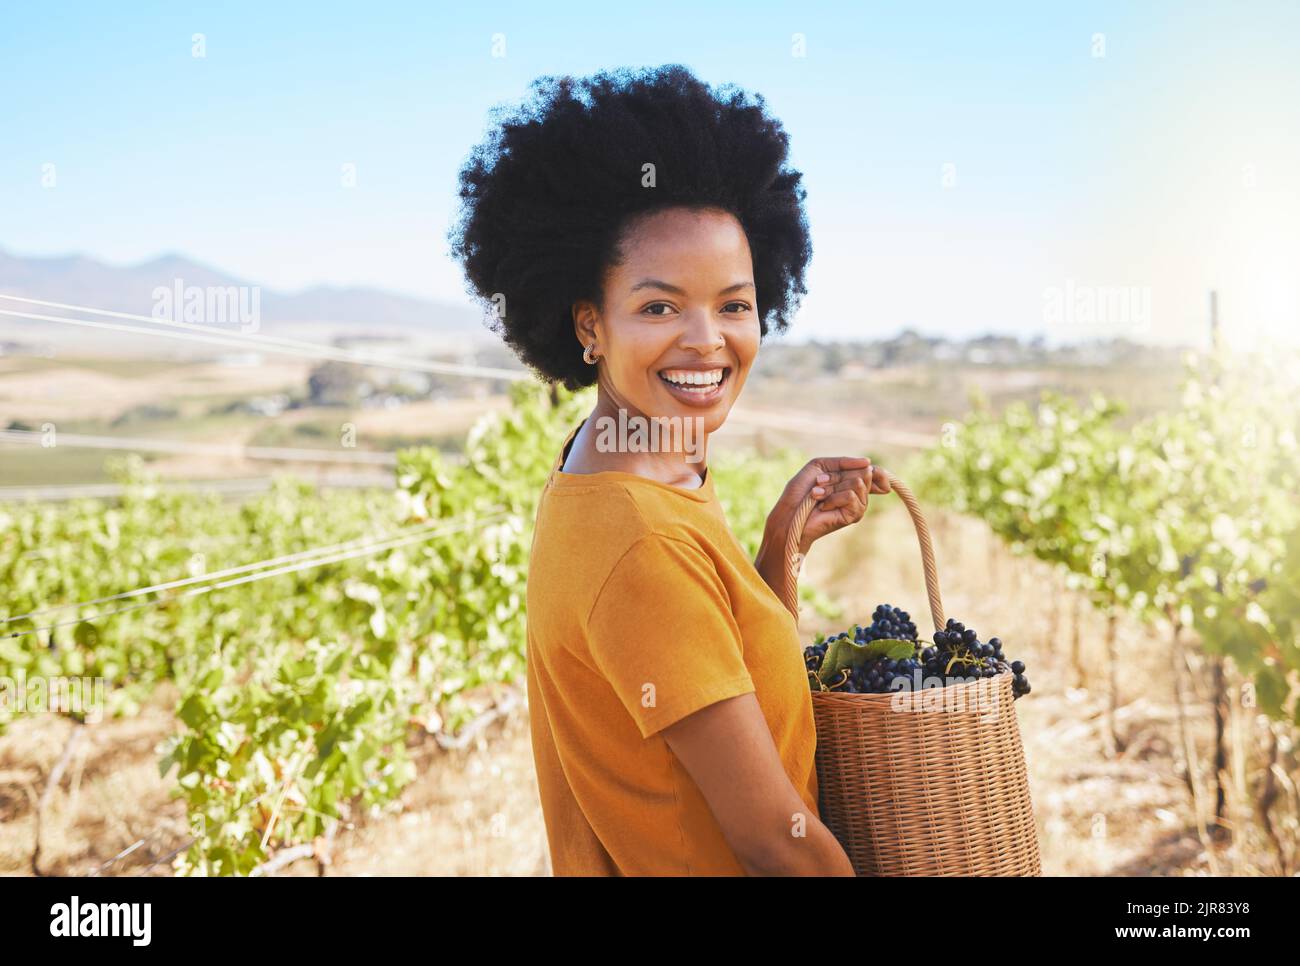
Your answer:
[572,299,600,349]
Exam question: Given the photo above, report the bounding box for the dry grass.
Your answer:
[0,688,548,877]
[0,689,189,876]
[0,360,311,424]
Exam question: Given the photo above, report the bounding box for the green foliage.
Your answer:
[818,637,915,687]
[919,350,1300,724]
[1,381,832,873]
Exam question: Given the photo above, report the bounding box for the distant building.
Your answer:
[246,394,291,417]
[334,335,412,355]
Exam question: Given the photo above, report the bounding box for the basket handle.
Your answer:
[778,471,946,634]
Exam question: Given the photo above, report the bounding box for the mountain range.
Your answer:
[0,247,490,340]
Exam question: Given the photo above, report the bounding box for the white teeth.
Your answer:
[661,369,724,387]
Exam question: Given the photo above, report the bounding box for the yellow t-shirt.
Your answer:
[525,419,819,875]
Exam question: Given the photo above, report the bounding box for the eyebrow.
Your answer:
[629,279,756,296]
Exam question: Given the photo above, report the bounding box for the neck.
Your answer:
[564,388,711,488]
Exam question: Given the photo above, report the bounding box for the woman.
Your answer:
[450,65,888,876]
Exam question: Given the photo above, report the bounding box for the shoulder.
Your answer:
[537,477,708,550]
[535,479,654,550]
[597,531,724,597]
[531,483,723,617]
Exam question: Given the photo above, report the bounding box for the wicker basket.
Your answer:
[779,472,1041,876]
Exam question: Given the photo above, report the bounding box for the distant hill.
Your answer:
[0,247,489,339]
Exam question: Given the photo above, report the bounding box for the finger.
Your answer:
[819,467,874,495]
[810,469,840,496]
[870,467,893,494]
[832,475,868,506]
[838,477,869,508]
[820,462,873,481]
[813,495,866,528]
[781,463,833,507]
[814,489,861,513]
[812,455,872,474]
[817,477,855,496]
[788,467,817,493]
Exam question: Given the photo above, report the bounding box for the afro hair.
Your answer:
[448,64,812,390]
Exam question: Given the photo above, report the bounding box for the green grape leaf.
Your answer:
[817,637,915,686]
[1255,665,1288,719]
[177,694,208,729]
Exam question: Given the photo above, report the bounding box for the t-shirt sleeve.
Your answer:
[584,533,756,739]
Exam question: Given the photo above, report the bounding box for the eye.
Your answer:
[722,301,752,314]
[641,302,677,317]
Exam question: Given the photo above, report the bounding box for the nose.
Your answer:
[678,307,726,354]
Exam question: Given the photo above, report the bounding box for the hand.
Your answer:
[770,456,891,556]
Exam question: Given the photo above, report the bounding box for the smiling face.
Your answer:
[573,206,761,437]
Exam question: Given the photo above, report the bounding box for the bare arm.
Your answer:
[755,457,889,602]
[661,692,854,876]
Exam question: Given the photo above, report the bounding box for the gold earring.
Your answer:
[583,342,599,365]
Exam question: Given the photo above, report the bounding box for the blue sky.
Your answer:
[3,0,1298,348]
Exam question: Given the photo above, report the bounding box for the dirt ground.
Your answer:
[2,502,1293,877]
[0,357,312,425]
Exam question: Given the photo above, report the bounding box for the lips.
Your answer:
[657,367,731,406]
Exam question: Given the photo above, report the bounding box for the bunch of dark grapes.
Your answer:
[804,603,922,694]
[804,608,1032,699]
[803,639,829,674]
[859,603,919,644]
[927,619,1031,697]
